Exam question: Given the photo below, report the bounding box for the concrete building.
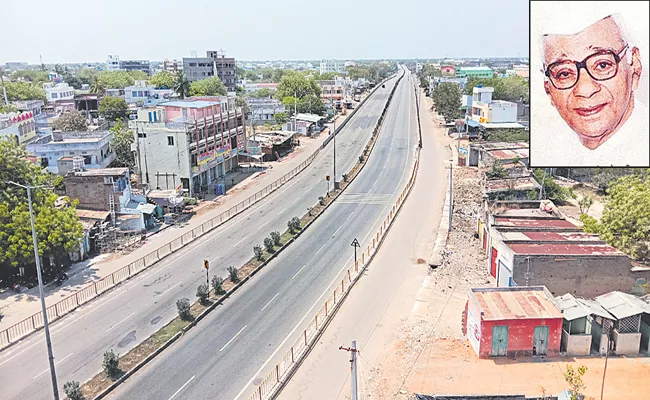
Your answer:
[125,80,174,105]
[441,65,456,76]
[43,82,75,103]
[243,82,278,94]
[0,111,37,145]
[595,291,650,355]
[120,60,151,75]
[183,51,237,91]
[319,79,346,102]
[12,99,48,132]
[163,59,183,73]
[456,66,495,79]
[247,98,285,124]
[467,141,530,168]
[464,286,563,358]
[128,97,245,196]
[466,86,524,130]
[26,130,115,174]
[555,293,615,356]
[320,60,344,74]
[106,55,120,71]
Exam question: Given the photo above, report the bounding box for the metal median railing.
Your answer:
[247,147,421,400]
[0,149,322,350]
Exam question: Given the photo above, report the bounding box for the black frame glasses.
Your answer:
[544,44,629,90]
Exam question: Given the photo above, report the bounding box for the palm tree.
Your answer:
[174,71,190,99]
[89,76,104,94]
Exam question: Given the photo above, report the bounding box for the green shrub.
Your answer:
[228,266,240,283]
[319,196,325,206]
[264,236,275,252]
[211,275,226,296]
[359,155,365,163]
[290,217,301,231]
[253,245,264,260]
[343,173,349,182]
[176,298,191,320]
[102,349,121,380]
[270,231,281,246]
[63,381,85,400]
[196,283,209,303]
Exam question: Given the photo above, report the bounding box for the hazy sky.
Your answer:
[1,0,529,64]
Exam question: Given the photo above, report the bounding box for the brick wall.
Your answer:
[512,255,650,298]
[480,318,563,358]
[65,175,118,211]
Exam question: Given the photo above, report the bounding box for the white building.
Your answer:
[247,98,285,124]
[466,86,523,129]
[320,60,344,74]
[106,55,120,71]
[125,80,174,105]
[0,111,37,144]
[26,131,115,174]
[43,82,75,103]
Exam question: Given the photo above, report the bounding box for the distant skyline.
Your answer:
[1,0,529,65]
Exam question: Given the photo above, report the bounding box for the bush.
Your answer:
[196,283,209,303]
[63,381,85,400]
[253,245,264,261]
[270,231,281,246]
[211,275,226,296]
[176,298,191,320]
[184,197,198,206]
[102,349,120,380]
[319,196,325,206]
[359,155,365,163]
[287,219,296,234]
[343,173,349,182]
[290,217,301,231]
[228,266,240,283]
[264,236,275,252]
[308,207,313,216]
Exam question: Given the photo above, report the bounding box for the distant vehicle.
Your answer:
[353,94,361,102]
[382,84,385,88]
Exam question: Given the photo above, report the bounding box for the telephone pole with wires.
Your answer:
[339,341,359,400]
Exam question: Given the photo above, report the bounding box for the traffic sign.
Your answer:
[326,175,331,181]
[351,238,360,248]
[204,259,209,270]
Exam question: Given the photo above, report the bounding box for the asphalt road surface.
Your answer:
[0,73,399,400]
[106,67,417,400]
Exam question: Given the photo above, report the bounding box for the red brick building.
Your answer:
[464,286,563,358]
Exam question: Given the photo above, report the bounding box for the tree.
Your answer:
[228,266,240,283]
[11,70,49,84]
[174,71,190,99]
[264,236,275,252]
[53,111,88,132]
[486,160,509,180]
[196,283,209,303]
[63,380,85,400]
[249,88,273,98]
[77,68,99,85]
[564,365,588,400]
[102,349,121,380]
[578,195,594,215]
[189,76,227,97]
[108,120,135,170]
[298,94,326,115]
[62,73,83,89]
[211,275,226,296]
[93,70,149,93]
[4,82,46,101]
[176,298,191,320]
[275,71,321,101]
[274,112,289,124]
[464,75,529,103]
[270,231,281,246]
[482,128,529,143]
[581,174,650,260]
[431,82,461,122]
[253,245,264,261]
[98,96,129,121]
[0,139,84,278]
[533,169,575,204]
[149,71,175,89]
[0,103,18,113]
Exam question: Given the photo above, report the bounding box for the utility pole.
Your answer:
[6,181,59,400]
[333,99,337,189]
[339,341,359,400]
[0,67,8,106]
[448,163,453,232]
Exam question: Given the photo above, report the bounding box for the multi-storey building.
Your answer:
[456,66,495,79]
[319,78,346,102]
[319,60,344,74]
[120,60,151,75]
[106,55,120,71]
[0,111,37,144]
[182,51,237,91]
[163,59,183,73]
[247,98,285,124]
[125,80,174,105]
[43,82,75,103]
[128,97,245,196]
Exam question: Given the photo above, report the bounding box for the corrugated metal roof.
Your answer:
[555,293,615,321]
[594,291,650,319]
[470,286,563,321]
[494,218,577,229]
[507,242,624,256]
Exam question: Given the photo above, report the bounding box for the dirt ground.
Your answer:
[363,106,650,400]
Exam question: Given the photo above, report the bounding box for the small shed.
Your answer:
[555,293,615,355]
[464,286,563,358]
[595,291,650,355]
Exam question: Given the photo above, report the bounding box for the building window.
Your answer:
[167,136,174,146]
[138,91,144,97]
[52,93,58,99]
[132,91,138,97]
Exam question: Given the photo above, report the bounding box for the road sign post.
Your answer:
[351,238,360,263]
[326,175,331,197]
[204,259,209,287]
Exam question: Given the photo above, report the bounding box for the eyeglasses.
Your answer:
[544,44,629,90]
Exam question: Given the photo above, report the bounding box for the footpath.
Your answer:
[0,103,360,333]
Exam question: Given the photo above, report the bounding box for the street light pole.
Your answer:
[7,181,59,400]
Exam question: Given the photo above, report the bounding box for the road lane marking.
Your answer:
[345,212,354,221]
[220,325,247,352]
[261,293,280,312]
[276,208,287,216]
[233,236,248,247]
[333,226,343,237]
[106,312,135,332]
[290,197,300,205]
[314,244,326,255]
[157,282,182,298]
[291,265,307,280]
[32,353,73,380]
[257,221,269,230]
[168,375,195,400]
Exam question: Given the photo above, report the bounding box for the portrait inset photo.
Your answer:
[530,1,650,167]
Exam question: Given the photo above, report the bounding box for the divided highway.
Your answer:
[0,74,399,400]
[107,67,417,400]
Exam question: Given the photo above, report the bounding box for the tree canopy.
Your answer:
[174,71,190,99]
[248,88,274,98]
[53,111,88,132]
[532,169,575,204]
[99,96,129,121]
[77,68,99,85]
[92,70,150,93]
[149,71,176,89]
[4,82,47,102]
[108,120,136,170]
[0,138,83,277]
[581,172,650,260]
[189,76,227,97]
[431,82,461,122]
[11,70,50,84]
[275,71,321,100]
[464,75,529,103]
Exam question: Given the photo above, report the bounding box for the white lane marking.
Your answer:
[257,221,270,230]
[168,375,195,400]
[32,353,73,380]
[291,265,307,280]
[373,179,379,187]
[106,312,135,332]
[260,293,280,312]
[314,244,326,255]
[276,208,287,216]
[219,325,247,352]
[157,282,182,299]
[345,212,354,221]
[333,226,343,237]
[290,197,300,205]
[233,236,248,247]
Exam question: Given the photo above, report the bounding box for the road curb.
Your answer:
[428,144,454,267]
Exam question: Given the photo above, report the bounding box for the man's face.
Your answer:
[543,17,639,140]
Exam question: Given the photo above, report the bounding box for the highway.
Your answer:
[0,73,399,400]
[106,67,417,400]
